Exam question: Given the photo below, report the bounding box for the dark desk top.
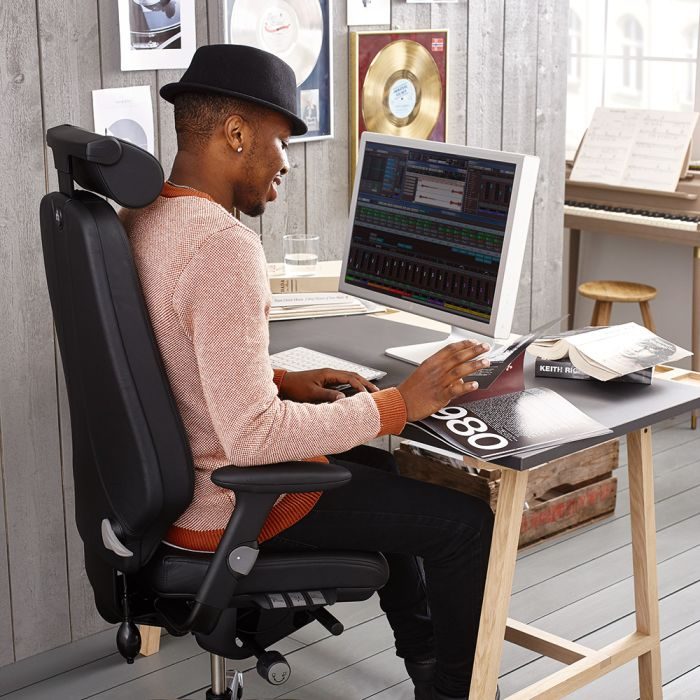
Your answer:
[269,314,700,470]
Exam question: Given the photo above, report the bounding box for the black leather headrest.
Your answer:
[47,124,164,208]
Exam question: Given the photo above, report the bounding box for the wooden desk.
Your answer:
[270,314,700,699]
[565,217,700,429]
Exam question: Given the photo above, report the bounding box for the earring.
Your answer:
[237,146,243,153]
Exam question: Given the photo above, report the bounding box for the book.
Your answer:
[411,387,611,461]
[534,358,653,384]
[267,260,341,294]
[269,292,385,321]
[526,323,691,381]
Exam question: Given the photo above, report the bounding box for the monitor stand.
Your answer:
[385,325,505,366]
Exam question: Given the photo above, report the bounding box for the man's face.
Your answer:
[236,111,291,217]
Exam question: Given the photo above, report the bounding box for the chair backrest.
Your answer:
[40,125,194,573]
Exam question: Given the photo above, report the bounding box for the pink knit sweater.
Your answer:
[121,184,407,551]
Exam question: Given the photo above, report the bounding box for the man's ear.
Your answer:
[222,114,248,153]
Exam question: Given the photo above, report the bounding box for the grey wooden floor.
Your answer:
[2,416,699,700]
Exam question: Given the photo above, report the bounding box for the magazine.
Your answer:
[468,315,568,390]
[412,387,611,461]
[526,323,691,381]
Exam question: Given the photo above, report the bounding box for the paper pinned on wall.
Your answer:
[92,85,155,155]
[118,0,197,71]
[347,0,390,26]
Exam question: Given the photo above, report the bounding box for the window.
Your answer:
[620,15,644,93]
[565,1,700,159]
[684,23,698,105]
[569,10,582,84]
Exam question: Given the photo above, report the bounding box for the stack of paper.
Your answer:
[269,292,384,321]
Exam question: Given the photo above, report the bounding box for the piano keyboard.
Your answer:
[564,201,700,231]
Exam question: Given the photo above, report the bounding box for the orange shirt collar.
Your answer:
[161,181,215,202]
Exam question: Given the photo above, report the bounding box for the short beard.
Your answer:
[244,200,266,217]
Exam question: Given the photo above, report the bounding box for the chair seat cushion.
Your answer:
[142,545,389,600]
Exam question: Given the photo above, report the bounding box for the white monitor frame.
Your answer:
[339,132,540,345]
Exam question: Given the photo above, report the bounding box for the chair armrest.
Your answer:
[211,461,351,493]
[186,461,351,634]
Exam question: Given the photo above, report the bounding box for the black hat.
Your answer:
[160,44,307,136]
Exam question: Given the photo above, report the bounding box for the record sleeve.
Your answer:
[350,30,448,181]
[223,0,333,142]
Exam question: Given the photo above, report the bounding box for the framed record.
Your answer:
[350,29,448,180]
[223,0,333,142]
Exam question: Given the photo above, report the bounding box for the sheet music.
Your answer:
[569,107,698,192]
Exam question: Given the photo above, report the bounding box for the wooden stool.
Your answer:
[578,280,657,331]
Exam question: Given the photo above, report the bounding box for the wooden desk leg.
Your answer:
[138,624,162,656]
[469,469,529,700]
[692,247,700,429]
[567,228,581,330]
[627,428,662,700]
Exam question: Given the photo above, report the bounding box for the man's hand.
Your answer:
[397,340,491,422]
[280,369,378,403]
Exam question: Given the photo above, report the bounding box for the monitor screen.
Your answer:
[340,134,538,342]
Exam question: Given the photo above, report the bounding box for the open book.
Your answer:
[411,387,611,461]
[526,323,691,381]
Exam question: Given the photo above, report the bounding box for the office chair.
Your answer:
[39,124,389,699]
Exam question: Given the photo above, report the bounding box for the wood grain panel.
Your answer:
[97,0,159,154]
[156,1,210,178]
[35,0,108,643]
[260,141,307,263]
[466,0,505,150]
[0,0,70,660]
[391,1,431,30]
[305,0,350,260]
[503,0,538,334]
[531,0,567,329]
[430,2,467,144]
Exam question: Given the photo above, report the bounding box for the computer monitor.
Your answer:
[338,132,540,365]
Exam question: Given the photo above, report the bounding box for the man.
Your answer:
[122,44,497,700]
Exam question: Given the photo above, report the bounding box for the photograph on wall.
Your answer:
[223,0,333,142]
[347,0,390,27]
[118,0,197,71]
[92,85,155,155]
[349,29,448,179]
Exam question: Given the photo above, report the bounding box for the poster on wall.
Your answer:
[92,85,155,155]
[118,0,197,71]
[349,29,448,179]
[347,0,390,26]
[223,0,333,142]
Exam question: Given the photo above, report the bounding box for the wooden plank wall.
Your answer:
[0,0,567,666]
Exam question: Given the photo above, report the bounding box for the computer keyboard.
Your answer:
[270,346,387,382]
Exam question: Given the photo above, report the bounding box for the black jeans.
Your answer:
[261,445,494,697]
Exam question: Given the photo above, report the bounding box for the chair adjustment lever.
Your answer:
[101,519,133,558]
[311,607,344,636]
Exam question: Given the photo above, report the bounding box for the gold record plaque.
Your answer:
[362,40,442,137]
[350,30,448,180]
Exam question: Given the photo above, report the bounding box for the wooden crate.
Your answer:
[394,440,619,548]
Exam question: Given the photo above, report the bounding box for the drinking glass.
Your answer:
[283,234,319,276]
